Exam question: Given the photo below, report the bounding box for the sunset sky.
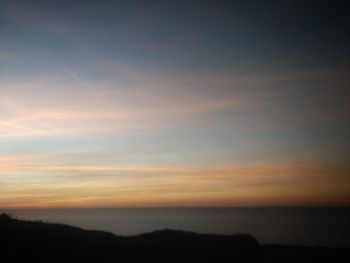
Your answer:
[1,0,349,208]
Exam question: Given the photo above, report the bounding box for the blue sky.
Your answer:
[0,0,349,208]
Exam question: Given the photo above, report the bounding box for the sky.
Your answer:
[0,0,349,208]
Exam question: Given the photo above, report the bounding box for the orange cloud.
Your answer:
[1,155,349,208]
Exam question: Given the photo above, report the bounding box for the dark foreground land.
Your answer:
[0,213,348,262]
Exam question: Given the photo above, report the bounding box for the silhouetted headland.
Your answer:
[1,213,348,262]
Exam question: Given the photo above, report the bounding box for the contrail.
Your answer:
[29,115,57,131]
[0,121,50,136]
[49,53,86,86]
[61,63,85,85]
[2,98,57,132]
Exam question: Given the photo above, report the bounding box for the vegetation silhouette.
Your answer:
[1,213,348,262]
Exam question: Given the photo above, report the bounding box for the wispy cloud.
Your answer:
[0,67,255,137]
[1,152,349,208]
[0,120,51,136]
[1,64,348,142]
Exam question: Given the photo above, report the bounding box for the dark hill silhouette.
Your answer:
[1,213,349,263]
[0,213,259,262]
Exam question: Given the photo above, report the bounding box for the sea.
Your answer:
[3,207,350,247]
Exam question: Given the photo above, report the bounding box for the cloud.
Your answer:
[1,152,349,208]
[1,62,349,144]
[0,67,255,138]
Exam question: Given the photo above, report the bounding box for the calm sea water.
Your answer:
[3,207,350,247]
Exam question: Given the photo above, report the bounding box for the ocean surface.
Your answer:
[3,207,350,247]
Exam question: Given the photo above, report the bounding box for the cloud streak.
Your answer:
[0,120,51,136]
[1,152,349,208]
[0,67,256,137]
[4,64,343,138]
